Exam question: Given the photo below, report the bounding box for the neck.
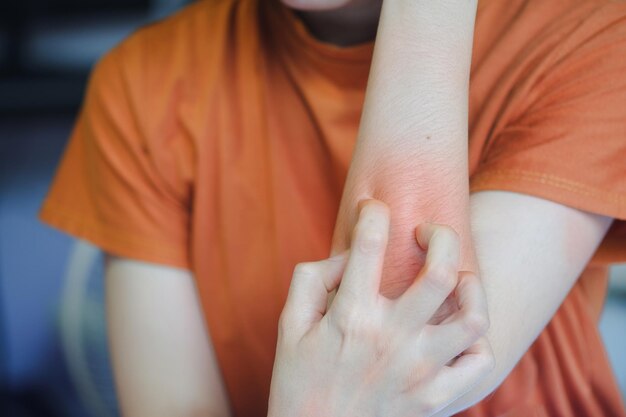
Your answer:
[295,2,382,47]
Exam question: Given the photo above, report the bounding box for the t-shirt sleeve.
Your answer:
[470,10,626,262]
[39,44,191,269]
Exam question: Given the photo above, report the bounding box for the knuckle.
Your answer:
[423,263,457,294]
[404,361,435,393]
[418,324,437,340]
[355,226,387,254]
[471,355,496,380]
[431,226,460,257]
[333,307,379,340]
[433,224,459,246]
[337,311,366,334]
[293,262,318,278]
[478,346,496,374]
[417,397,440,416]
[277,309,294,337]
[462,310,490,339]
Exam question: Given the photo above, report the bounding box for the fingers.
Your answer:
[418,337,495,410]
[390,223,461,331]
[416,271,490,367]
[280,251,349,338]
[333,199,391,310]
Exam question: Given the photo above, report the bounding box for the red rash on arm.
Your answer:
[328,0,481,299]
[330,150,478,300]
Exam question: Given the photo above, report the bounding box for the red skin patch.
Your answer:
[330,149,477,299]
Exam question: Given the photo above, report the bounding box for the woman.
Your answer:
[40,0,626,415]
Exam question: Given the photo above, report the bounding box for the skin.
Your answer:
[106,258,232,417]
[283,0,382,46]
[270,0,488,414]
[323,0,480,296]
[107,196,611,417]
[269,201,493,417]
[105,1,615,416]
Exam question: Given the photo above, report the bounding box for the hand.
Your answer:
[268,200,494,417]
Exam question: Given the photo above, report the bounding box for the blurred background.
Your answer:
[0,1,625,416]
[0,1,191,416]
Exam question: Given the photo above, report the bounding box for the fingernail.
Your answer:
[357,198,374,216]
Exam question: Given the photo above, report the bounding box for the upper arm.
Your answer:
[436,190,613,415]
[105,255,232,417]
[471,190,612,369]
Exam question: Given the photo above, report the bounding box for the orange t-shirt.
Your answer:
[40,0,626,416]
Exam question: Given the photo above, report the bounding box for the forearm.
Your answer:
[360,0,478,147]
[331,0,480,298]
[106,257,233,417]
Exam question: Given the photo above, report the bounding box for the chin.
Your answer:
[280,0,355,11]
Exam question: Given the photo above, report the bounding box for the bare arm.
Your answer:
[330,0,481,299]
[105,256,232,417]
[328,0,613,413]
[433,190,613,415]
